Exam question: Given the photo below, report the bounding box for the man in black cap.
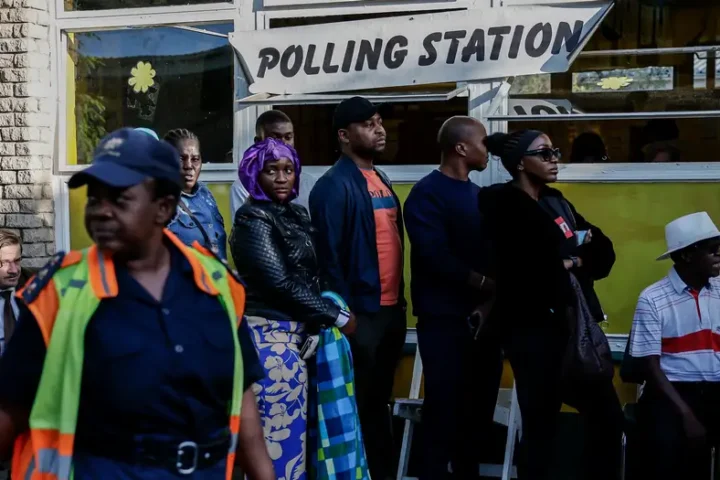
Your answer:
[310,97,406,480]
[0,128,274,479]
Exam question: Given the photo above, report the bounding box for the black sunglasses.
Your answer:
[526,147,562,162]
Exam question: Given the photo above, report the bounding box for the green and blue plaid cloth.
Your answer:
[308,327,370,480]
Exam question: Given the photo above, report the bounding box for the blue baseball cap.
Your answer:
[68,128,181,190]
[134,127,159,140]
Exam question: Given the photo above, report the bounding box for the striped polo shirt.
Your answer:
[629,267,720,382]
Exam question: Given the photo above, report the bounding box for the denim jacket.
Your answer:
[168,182,227,260]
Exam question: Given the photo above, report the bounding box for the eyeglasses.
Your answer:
[525,147,561,162]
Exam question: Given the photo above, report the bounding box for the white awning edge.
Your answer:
[236,86,469,106]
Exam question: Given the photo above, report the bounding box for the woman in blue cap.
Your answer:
[0,128,274,479]
[230,138,357,480]
[164,128,228,259]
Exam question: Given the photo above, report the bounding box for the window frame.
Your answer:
[56,16,238,174]
[487,44,720,183]
[236,87,471,181]
[55,0,237,23]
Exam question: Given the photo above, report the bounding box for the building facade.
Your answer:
[1,0,54,269]
[1,0,720,339]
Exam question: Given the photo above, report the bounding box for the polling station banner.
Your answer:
[230,2,612,95]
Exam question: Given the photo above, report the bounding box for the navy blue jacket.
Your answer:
[309,156,406,315]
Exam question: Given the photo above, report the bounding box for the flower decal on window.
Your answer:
[128,61,156,93]
[596,76,633,90]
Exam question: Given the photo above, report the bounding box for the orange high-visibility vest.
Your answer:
[11,230,246,480]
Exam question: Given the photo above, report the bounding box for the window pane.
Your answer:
[67,24,233,165]
[508,117,720,163]
[586,0,719,51]
[508,0,720,115]
[65,0,230,11]
[276,95,467,166]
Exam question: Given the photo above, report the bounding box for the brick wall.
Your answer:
[0,0,55,269]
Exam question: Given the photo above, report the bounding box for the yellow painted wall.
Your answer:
[69,181,720,333]
[555,183,720,334]
[69,183,234,251]
[70,179,695,405]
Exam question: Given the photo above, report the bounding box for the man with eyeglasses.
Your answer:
[629,212,720,480]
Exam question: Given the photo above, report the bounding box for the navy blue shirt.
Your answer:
[0,243,262,479]
[404,170,488,318]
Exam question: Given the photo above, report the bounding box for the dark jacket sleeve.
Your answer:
[309,177,351,303]
[568,200,616,281]
[404,187,471,284]
[0,302,45,412]
[231,211,341,327]
[480,187,573,314]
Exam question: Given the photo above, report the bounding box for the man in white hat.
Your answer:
[629,212,720,480]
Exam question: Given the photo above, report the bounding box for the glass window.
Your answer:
[64,0,230,11]
[587,0,719,51]
[67,23,233,165]
[503,0,720,164]
[277,94,467,167]
[508,117,720,164]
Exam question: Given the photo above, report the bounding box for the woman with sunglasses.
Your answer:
[477,130,623,480]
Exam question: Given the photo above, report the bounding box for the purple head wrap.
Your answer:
[238,138,301,202]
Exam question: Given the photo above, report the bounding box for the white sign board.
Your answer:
[230,3,612,95]
[508,98,574,115]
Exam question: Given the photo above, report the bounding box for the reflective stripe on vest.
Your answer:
[12,233,246,480]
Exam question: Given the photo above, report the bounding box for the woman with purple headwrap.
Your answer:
[230,138,357,479]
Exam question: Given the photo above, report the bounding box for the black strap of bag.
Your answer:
[177,201,218,253]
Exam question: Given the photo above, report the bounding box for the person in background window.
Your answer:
[164,128,228,260]
[231,111,316,216]
[645,142,681,163]
[477,130,622,480]
[570,132,609,163]
[630,212,720,480]
[310,96,406,480]
[404,117,502,480]
[230,138,357,480]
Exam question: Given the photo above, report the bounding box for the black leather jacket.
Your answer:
[230,199,341,328]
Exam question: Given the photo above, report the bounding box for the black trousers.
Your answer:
[417,317,504,480]
[349,305,407,480]
[505,328,623,480]
[638,382,720,480]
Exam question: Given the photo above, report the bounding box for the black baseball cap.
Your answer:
[68,128,182,190]
[333,96,378,131]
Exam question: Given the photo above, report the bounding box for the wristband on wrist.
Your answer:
[335,309,350,328]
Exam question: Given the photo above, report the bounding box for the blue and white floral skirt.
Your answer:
[247,316,307,480]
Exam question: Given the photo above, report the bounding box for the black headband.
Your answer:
[503,130,544,171]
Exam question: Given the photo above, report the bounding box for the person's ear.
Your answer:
[338,129,350,145]
[455,142,467,157]
[517,160,525,172]
[156,196,178,226]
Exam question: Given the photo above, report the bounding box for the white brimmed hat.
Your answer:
[657,212,720,261]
